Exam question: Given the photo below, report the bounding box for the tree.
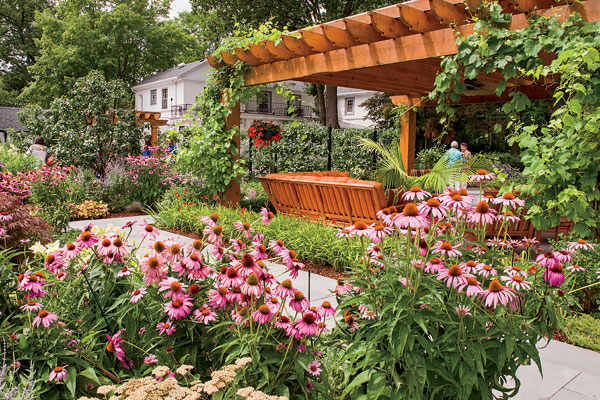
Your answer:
[360,92,395,129]
[0,0,52,106]
[21,72,142,178]
[20,0,200,106]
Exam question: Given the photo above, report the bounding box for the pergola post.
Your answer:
[223,102,241,206]
[391,95,416,174]
[150,124,158,146]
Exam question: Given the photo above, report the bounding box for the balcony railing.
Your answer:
[170,104,194,118]
[243,100,313,118]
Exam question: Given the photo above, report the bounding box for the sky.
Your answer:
[169,0,192,18]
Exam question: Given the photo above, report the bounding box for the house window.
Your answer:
[345,97,355,115]
[150,89,157,105]
[161,88,168,109]
[257,91,272,113]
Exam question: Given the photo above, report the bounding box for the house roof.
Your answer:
[0,107,27,132]
[132,61,206,89]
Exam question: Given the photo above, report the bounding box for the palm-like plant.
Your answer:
[360,137,492,194]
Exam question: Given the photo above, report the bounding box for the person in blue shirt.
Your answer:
[142,139,153,157]
[167,138,177,155]
[445,141,463,189]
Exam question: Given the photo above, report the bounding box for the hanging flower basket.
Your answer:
[248,120,283,148]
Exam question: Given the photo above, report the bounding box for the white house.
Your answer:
[337,87,378,129]
[131,61,316,135]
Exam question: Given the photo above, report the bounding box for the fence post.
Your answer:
[372,128,378,168]
[327,124,332,171]
[249,137,253,178]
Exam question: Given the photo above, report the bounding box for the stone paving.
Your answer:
[69,215,600,400]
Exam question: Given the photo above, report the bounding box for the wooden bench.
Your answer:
[259,172,402,225]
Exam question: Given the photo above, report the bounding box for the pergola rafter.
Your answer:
[208,0,600,205]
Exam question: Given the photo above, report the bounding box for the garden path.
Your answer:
[69,215,599,399]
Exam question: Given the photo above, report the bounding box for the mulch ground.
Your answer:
[162,227,345,280]
[105,211,148,219]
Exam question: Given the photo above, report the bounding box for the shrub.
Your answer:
[415,146,446,169]
[70,200,109,220]
[0,193,52,251]
[562,314,600,352]
[0,145,39,174]
[3,217,325,398]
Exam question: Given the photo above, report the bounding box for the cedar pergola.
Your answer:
[207,0,600,204]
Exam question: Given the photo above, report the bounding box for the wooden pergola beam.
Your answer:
[430,0,470,25]
[398,2,444,33]
[300,29,338,52]
[321,24,360,47]
[369,10,412,38]
[264,40,295,59]
[235,48,261,65]
[248,43,277,63]
[281,35,314,56]
[220,51,239,65]
[343,18,385,43]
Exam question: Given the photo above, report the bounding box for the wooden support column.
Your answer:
[223,102,241,206]
[392,95,417,173]
[150,124,158,146]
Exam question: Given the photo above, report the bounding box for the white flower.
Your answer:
[30,241,47,255]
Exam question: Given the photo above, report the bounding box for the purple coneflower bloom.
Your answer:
[501,274,532,290]
[144,354,158,364]
[543,264,565,287]
[469,169,496,183]
[33,310,58,328]
[437,264,470,289]
[159,277,188,301]
[316,301,335,318]
[252,304,274,324]
[139,220,160,240]
[241,273,263,297]
[402,186,431,202]
[156,320,176,335]
[76,231,99,249]
[475,264,497,278]
[393,203,429,229]
[432,240,463,258]
[492,192,525,209]
[130,287,147,303]
[417,197,449,219]
[289,290,310,313]
[468,201,497,225]
[482,280,516,309]
[164,297,193,320]
[567,264,585,273]
[20,300,43,312]
[568,239,595,251]
[455,305,472,316]
[536,252,560,269]
[294,311,320,337]
[260,207,275,225]
[307,360,322,377]
[49,365,68,382]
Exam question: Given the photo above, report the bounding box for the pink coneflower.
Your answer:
[294,311,320,336]
[316,301,335,318]
[109,237,129,259]
[178,252,204,278]
[62,242,80,260]
[144,354,158,364]
[116,267,131,278]
[261,207,275,225]
[122,221,136,230]
[220,267,245,289]
[141,256,167,285]
[188,239,204,256]
[351,221,372,237]
[48,365,68,382]
[165,242,183,263]
[376,208,393,225]
[281,249,298,269]
[334,278,353,295]
[368,223,394,243]
[200,214,218,228]
[501,274,532,290]
[275,315,292,330]
[482,280,516,309]
[470,169,496,183]
[288,258,304,280]
[289,291,310,313]
[307,360,322,377]
[273,279,296,298]
[475,264,498,278]
[496,212,520,224]
[336,227,354,239]
[437,264,470,289]
[568,239,595,251]
[20,300,43,312]
[367,244,382,257]
[486,238,507,248]
[458,276,483,297]
[156,320,176,335]
[417,197,449,219]
[425,257,444,274]
[536,252,560,269]
[241,273,263,297]
[567,264,585,272]
[504,265,528,278]
[520,237,539,248]
[343,313,359,331]
[212,246,225,261]
[76,231,99,249]
[17,271,45,295]
[204,225,223,247]
[492,192,525,209]
[468,201,497,225]
[230,238,245,252]
[393,203,429,229]
[33,310,58,328]
[234,221,255,240]
[554,250,574,264]
[139,220,160,240]
[164,296,193,320]
[455,305,472,316]
[252,304,274,324]
[193,305,217,325]
[159,277,188,301]
[460,260,481,274]
[209,287,229,309]
[444,193,470,211]
[402,186,432,202]
[432,241,463,258]
[44,252,67,274]
[251,244,269,260]
[543,264,565,287]
[96,238,113,257]
[106,330,133,369]
[130,287,147,303]
[0,212,12,222]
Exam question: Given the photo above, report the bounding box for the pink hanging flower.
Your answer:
[96,238,113,257]
[402,186,431,202]
[109,237,129,259]
[116,267,132,278]
[141,256,167,285]
[294,311,320,337]
[417,197,449,219]
[76,230,99,249]
[350,221,372,238]
[204,225,223,247]
[158,277,188,301]
[432,241,463,258]
[457,276,483,297]
[234,221,255,240]
[269,239,286,255]
[469,169,496,183]
[368,223,394,243]
[250,244,269,260]
[208,287,229,309]
[543,264,565,287]
[475,264,498,278]
[467,201,497,225]
[567,264,585,273]
[496,212,520,223]
[536,252,560,269]
[334,278,353,295]
[336,227,354,239]
[106,330,133,369]
[0,212,13,222]
[49,365,68,382]
[568,239,595,251]
[455,305,472,316]
[20,301,43,312]
[425,257,444,274]
[393,203,429,229]
[220,267,244,288]
[260,207,275,225]
[273,279,296,298]
[289,290,310,313]
[144,354,158,364]
[156,320,176,335]
[241,273,263,297]
[437,264,470,289]
[501,274,532,290]
[33,310,58,328]
[553,250,574,264]
[316,301,335,318]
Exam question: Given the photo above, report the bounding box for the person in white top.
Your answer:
[26,137,48,167]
